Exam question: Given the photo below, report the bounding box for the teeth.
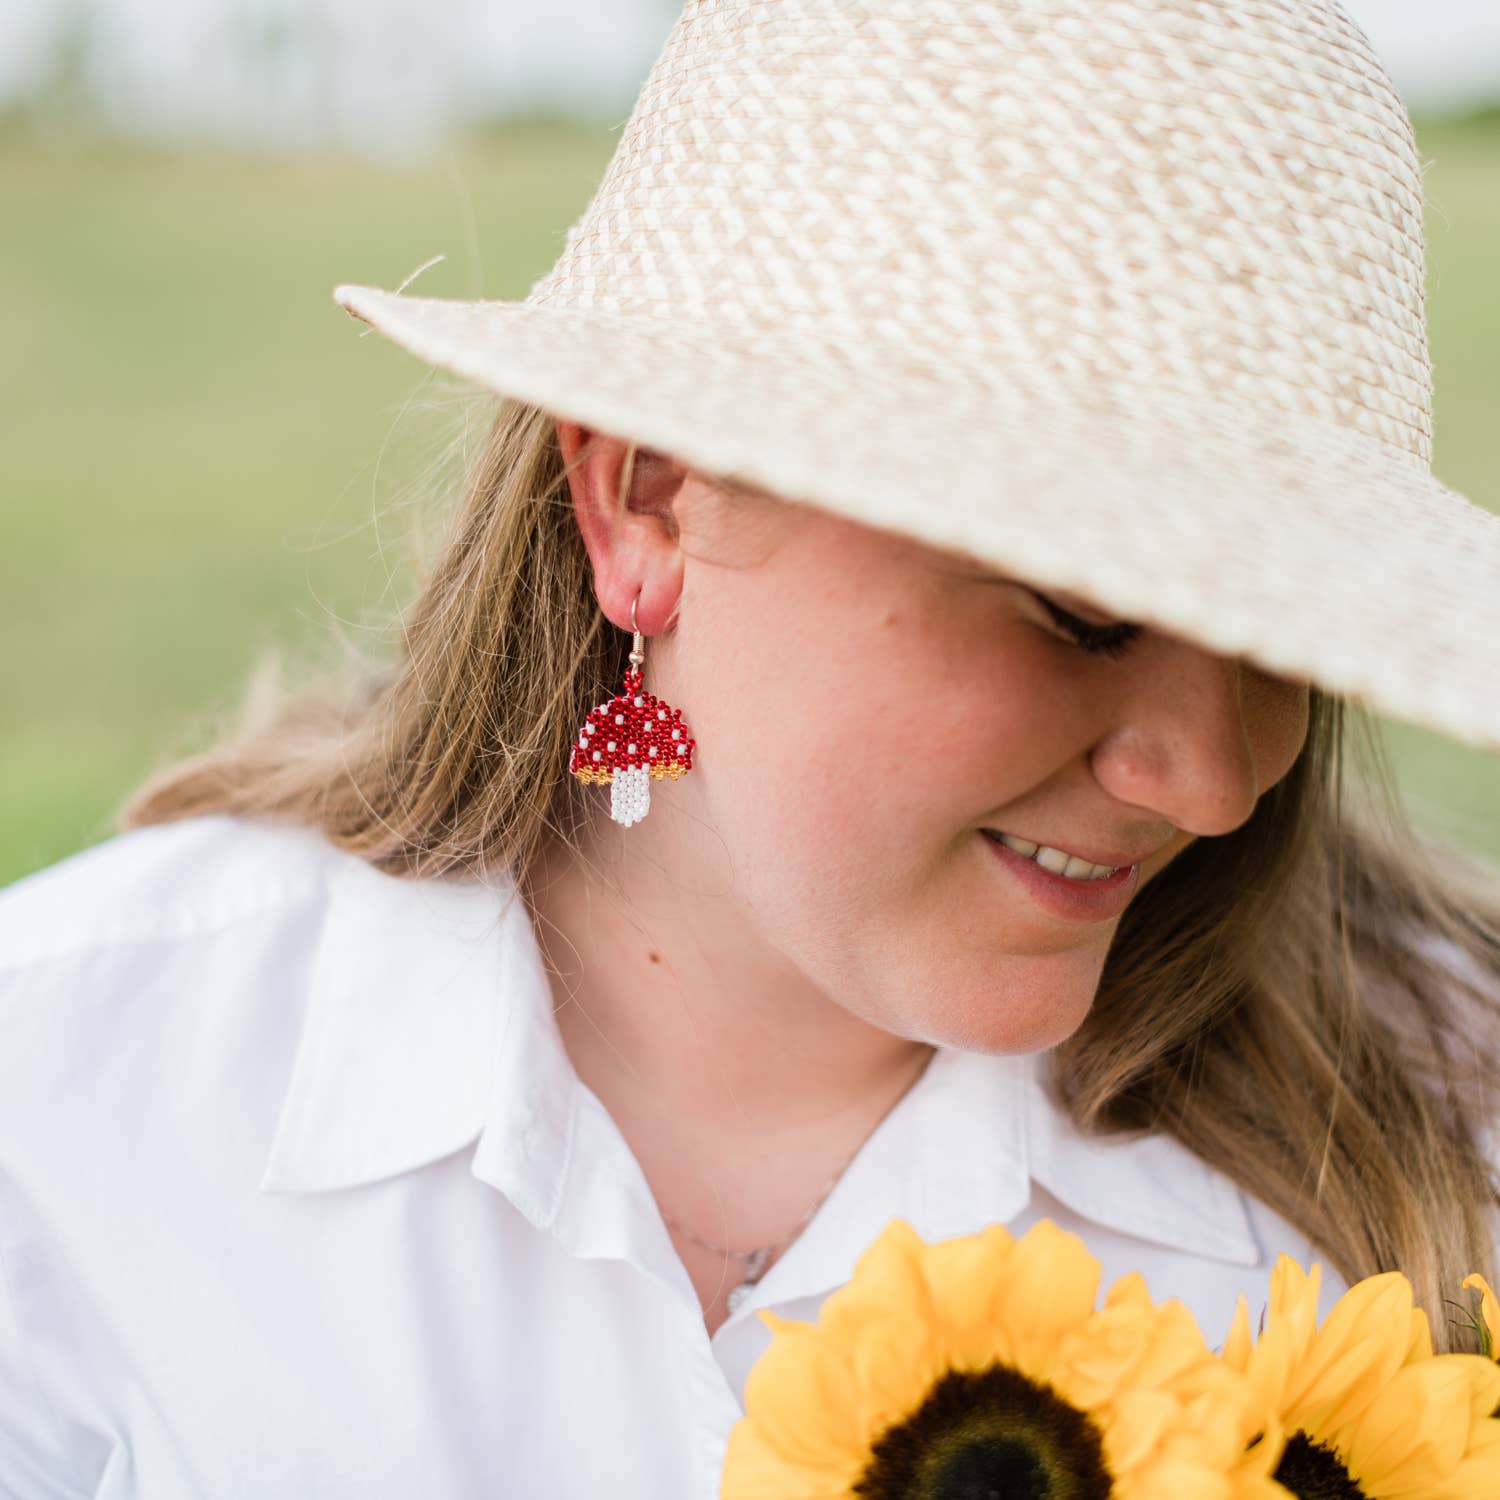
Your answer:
[994,831,1117,881]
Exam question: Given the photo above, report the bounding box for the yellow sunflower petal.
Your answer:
[1173,1358,1284,1470]
[1222,1476,1296,1500]
[1056,1276,1165,1410]
[1440,1412,1500,1498]
[1466,1357,1500,1423]
[1335,1354,1500,1495]
[914,1221,1026,1371]
[1267,1256,1324,1351]
[967,1219,1101,1381]
[1054,1277,1269,1498]
[1220,1293,1287,1445]
[1124,1297,1219,1392]
[741,1312,866,1470]
[809,1218,946,1432]
[1226,1257,1322,1424]
[1112,1458,1236,1500]
[1062,1276,1215,1414]
[1222,1294,1254,1372]
[1463,1272,1500,1360]
[1105,1388,1182,1470]
[1282,1271,1417,1434]
[719,1416,860,1500]
[841,1302,943,1437]
[821,1217,933,1332]
[813,1219,934,1356]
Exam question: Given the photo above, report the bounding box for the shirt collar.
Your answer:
[258,852,516,1194]
[260,851,1256,1269]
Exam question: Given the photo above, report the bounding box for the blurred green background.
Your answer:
[2,111,1499,888]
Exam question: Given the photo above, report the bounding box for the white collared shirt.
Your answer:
[0,813,1349,1499]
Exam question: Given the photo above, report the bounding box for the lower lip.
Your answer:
[980,831,1140,923]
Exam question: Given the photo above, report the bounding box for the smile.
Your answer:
[979,830,1141,924]
[985,831,1119,881]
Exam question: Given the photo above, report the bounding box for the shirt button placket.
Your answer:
[690,1346,744,1497]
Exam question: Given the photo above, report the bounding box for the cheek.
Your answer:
[706,602,1077,889]
[687,615,939,905]
[682,595,1108,1050]
[672,499,1141,1043]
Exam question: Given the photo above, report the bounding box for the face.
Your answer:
[632,482,1312,1056]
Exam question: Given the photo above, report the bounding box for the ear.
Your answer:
[555,420,688,636]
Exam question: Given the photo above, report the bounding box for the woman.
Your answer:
[2,1,1499,1495]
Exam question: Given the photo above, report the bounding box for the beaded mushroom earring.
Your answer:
[568,593,696,827]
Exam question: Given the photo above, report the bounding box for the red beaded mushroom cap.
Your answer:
[569,667,696,786]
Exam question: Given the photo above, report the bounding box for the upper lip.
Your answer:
[983,829,1160,869]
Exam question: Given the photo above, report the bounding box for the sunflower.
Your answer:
[1221,1255,1500,1499]
[721,1216,1284,1500]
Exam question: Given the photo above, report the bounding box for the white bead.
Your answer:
[627,743,636,754]
[614,713,624,725]
[607,741,616,751]
[633,696,643,707]
[671,729,681,740]
[609,764,651,827]
[585,723,594,734]
[591,750,601,762]
[658,709,666,719]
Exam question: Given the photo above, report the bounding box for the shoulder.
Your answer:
[0,815,514,1141]
[0,815,363,1161]
[0,813,347,974]
[0,819,373,1489]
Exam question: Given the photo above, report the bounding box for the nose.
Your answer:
[1089,638,1285,840]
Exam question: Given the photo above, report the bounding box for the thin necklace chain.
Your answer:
[659,1144,861,1266]
[659,1049,936,1283]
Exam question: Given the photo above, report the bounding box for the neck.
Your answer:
[518,813,936,1159]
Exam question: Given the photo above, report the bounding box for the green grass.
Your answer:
[2,113,1498,886]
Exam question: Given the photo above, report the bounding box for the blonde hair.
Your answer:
[117,392,1500,1351]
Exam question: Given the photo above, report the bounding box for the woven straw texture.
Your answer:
[333,0,1500,753]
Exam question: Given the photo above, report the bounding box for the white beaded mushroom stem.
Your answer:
[611,764,650,827]
[609,621,652,828]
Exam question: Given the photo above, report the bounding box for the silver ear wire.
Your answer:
[629,592,646,670]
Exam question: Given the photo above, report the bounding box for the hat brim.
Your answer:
[333,283,1500,756]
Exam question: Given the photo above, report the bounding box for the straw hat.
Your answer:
[332,0,1500,754]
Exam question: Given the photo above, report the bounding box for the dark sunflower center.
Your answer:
[1272,1431,1370,1500]
[852,1362,1113,1500]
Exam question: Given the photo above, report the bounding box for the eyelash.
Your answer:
[1030,591,1144,660]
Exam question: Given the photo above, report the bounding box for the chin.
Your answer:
[916,995,1093,1057]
